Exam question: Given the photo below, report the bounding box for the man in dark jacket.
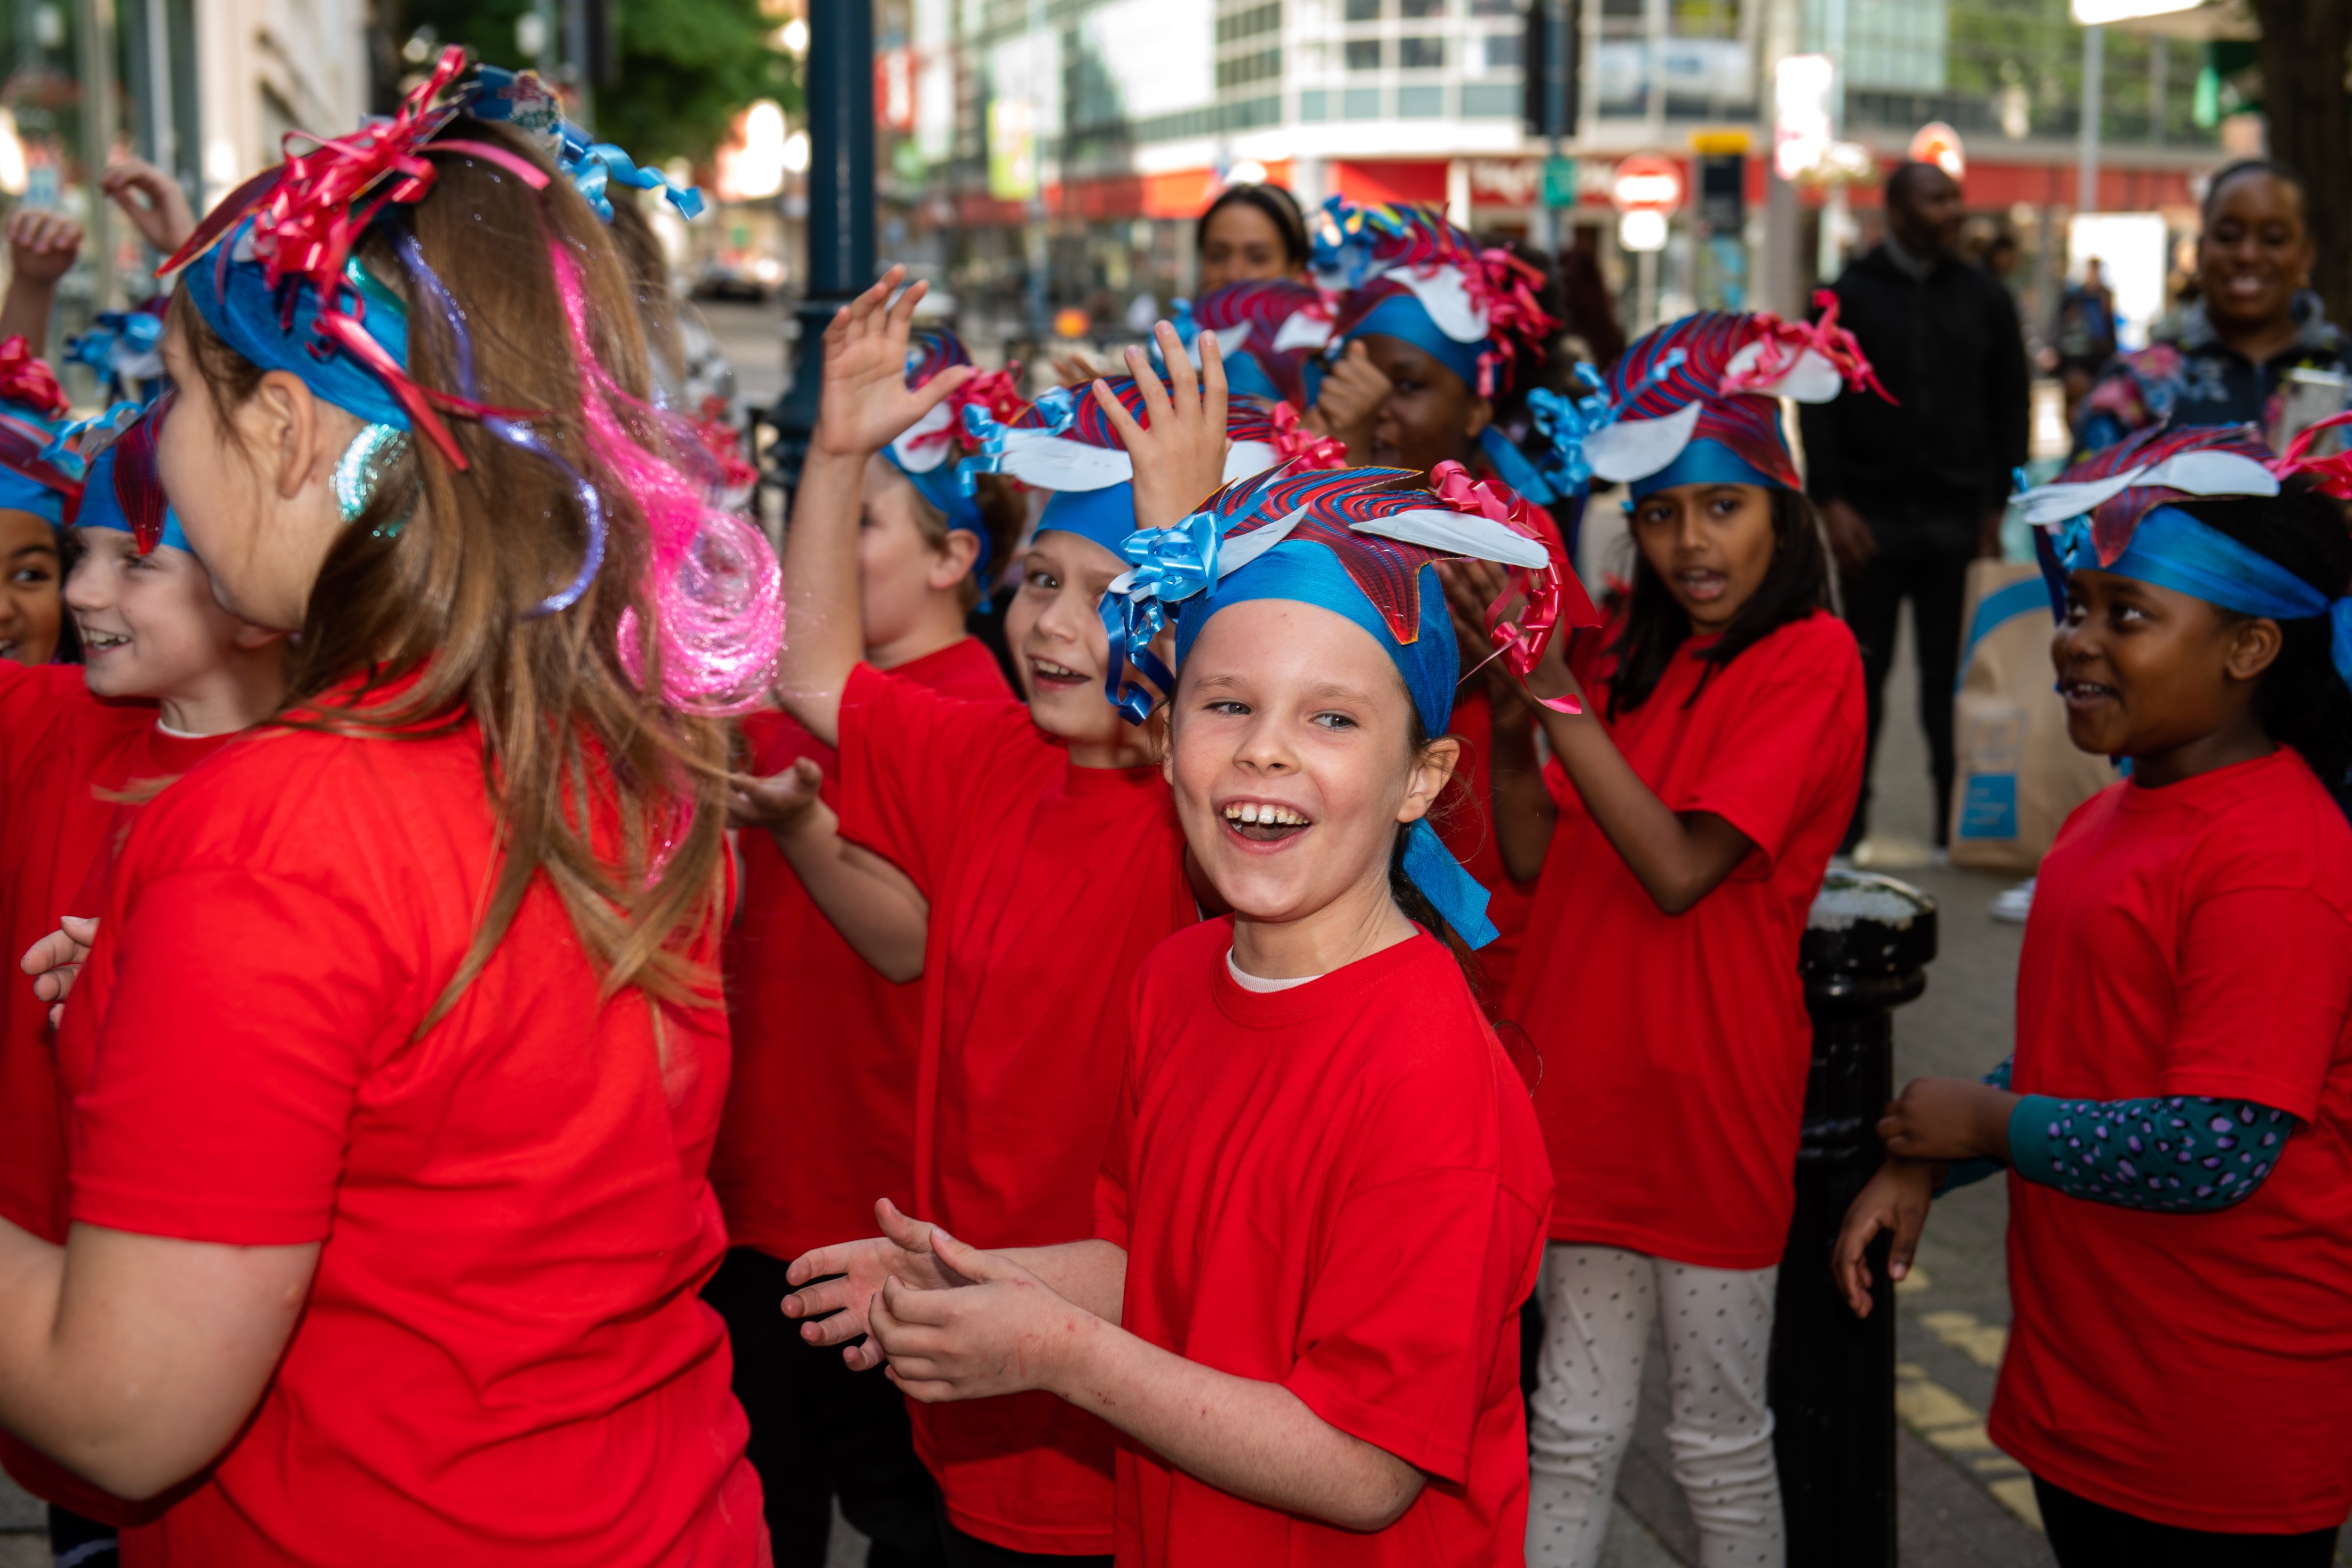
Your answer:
[1801,160,2029,854]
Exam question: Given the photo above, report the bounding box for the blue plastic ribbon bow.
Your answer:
[1526,362,1614,498]
[956,387,1074,494]
[40,399,147,482]
[1098,509,1222,722]
[559,128,706,222]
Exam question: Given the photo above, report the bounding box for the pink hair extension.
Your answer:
[550,240,783,716]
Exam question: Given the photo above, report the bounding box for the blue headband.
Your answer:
[883,447,993,579]
[2057,503,2352,686]
[0,463,62,525]
[180,226,413,429]
[1627,437,1782,501]
[1037,482,1139,556]
[1343,293,1487,395]
[1164,538,1498,948]
[74,442,190,552]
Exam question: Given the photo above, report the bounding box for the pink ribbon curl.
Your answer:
[1717,289,1899,407]
[0,336,67,417]
[1428,460,1600,712]
[1268,400,1347,471]
[2271,409,2352,500]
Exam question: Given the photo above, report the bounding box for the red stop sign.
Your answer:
[1611,154,1684,215]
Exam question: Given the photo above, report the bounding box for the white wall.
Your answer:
[196,0,372,212]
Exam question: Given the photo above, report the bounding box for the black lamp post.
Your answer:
[765,0,875,500]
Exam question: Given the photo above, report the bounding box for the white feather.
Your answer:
[995,431,1135,491]
[888,402,956,473]
[1722,340,1843,402]
[1224,441,1283,483]
[2016,471,2145,526]
[2140,449,2280,497]
[1582,401,1703,484]
[1379,263,1488,344]
[1185,322,1253,368]
[1351,506,1552,569]
[1213,505,1310,578]
[1270,313,1335,353]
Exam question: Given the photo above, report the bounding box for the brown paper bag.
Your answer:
[1947,559,2115,872]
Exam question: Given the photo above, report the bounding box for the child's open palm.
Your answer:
[1096,322,1229,534]
[812,266,974,461]
[784,1197,976,1371]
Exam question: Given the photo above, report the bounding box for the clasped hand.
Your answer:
[785,1199,1097,1401]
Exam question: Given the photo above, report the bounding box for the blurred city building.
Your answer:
[870,0,2246,358]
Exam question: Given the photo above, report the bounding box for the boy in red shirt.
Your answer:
[1472,310,1882,1567]
[711,326,1015,1566]
[767,273,1288,1563]
[791,455,1564,1565]
[1839,424,2352,1561]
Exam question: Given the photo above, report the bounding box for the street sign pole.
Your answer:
[766,0,876,504]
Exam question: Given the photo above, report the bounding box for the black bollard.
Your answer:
[1768,869,1937,1567]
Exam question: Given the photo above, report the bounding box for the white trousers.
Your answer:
[1525,1244,1785,1568]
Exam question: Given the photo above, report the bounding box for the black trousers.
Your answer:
[2035,1476,2343,1567]
[1838,503,1979,850]
[934,1496,1112,1568]
[705,1246,946,1568]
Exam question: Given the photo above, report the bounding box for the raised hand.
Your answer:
[6,208,82,287]
[1306,340,1390,468]
[871,1226,1095,1403]
[1832,1157,1939,1318]
[727,756,823,834]
[1095,320,1228,534]
[1875,1075,2017,1164]
[784,1198,975,1371]
[811,266,975,462]
[23,914,96,1031]
[99,157,196,254]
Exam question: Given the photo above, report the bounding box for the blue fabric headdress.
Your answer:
[1314,197,1555,401]
[65,299,168,406]
[2010,422,2352,683]
[1099,466,1562,948]
[883,328,1003,578]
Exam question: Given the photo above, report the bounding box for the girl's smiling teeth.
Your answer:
[80,626,131,653]
[1029,655,1087,686]
[1221,799,1313,842]
[1677,567,1729,601]
[2063,678,2119,707]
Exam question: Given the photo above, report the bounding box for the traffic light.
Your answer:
[1523,0,1580,140]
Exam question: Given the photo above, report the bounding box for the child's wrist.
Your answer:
[1039,1299,1111,1398]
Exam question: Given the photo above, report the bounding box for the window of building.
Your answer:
[1345,37,1384,68]
[1483,31,1520,67]
[1399,0,1447,17]
[1343,0,1383,21]
[1399,35,1443,67]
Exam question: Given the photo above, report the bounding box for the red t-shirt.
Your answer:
[1989,749,2352,1533]
[715,636,1009,1261]
[836,662,1196,1556]
[0,666,223,1525]
[55,706,767,1566]
[1098,922,1552,1564]
[1505,612,1865,1268]
[1437,687,1542,1008]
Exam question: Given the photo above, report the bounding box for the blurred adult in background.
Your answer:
[2074,161,2347,457]
[2052,257,2118,421]
[1800,160,2030,857]
[1194,182,1311,292]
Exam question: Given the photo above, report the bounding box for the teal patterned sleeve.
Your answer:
[1932,1058,2014,1197]
[2007,1095,2292,1213]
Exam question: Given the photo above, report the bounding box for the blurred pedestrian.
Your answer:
[1836,434,2352,1564]
[1194,181,1309,293]
[2052,257,2118,421]
[1799,160,2030,857]
[2074,160,2348,457]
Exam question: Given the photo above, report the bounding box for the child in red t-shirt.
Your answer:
[788,457,1560,1566]
[709,326,1016,1565]
[769,272,1290,1562]
[1469,311,1881,1568]
[1837,427,2352,1561]
[0,76,772,1565]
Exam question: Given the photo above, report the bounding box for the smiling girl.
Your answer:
[1482,311,1881,1568]
[0,421,287,1547]
[786,460,1557,1564]
[771,274,1293,1564]
[0,61,777,1563]
[1834,424,2352,1562]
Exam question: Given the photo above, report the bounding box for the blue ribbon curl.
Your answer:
[1098,507,1221,722]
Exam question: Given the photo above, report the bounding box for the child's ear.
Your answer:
[230,621,289,653]
[2224,616,2286,684]
[1462,394,1493,444]
[1399,735,1462,823]
[927,529,981,592]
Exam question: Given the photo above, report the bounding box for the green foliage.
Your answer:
[399,0,798,167]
